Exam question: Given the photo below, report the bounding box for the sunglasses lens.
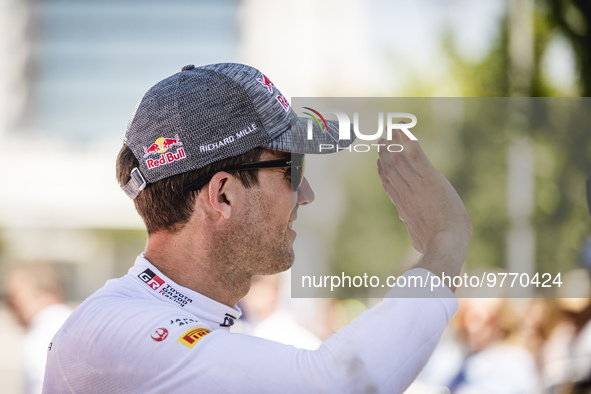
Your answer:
[291,155,305,191]
[301,156,306,186]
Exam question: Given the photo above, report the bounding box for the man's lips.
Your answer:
[289,215,297,227]
[289,207,298,229]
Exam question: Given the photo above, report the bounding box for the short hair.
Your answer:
[116,145,264,234]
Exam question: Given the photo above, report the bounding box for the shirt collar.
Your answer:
[127,254,241,330]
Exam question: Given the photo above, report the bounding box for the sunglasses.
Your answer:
[184,154,305,192]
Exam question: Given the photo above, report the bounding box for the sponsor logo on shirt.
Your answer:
[169,317,197,327]
[138,268,164,290]
[178,327,211,349]
[220,313,236,327]
[151,328,169,342]
[138,269,193,308]
[158,284,193,308]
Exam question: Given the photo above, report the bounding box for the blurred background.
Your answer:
[0,0,590,393]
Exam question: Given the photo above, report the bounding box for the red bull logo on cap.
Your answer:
[256,73,275,93]
[255,73,290,112]
[143,135,187,170]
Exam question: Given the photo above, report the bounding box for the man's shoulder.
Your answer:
[44,275,224,393]
[71,275,156,315]
[63,274,202,332]
[49,276,214,364]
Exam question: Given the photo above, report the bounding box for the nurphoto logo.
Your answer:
[303,108,418,152]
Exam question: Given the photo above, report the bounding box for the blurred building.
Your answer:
[0,0,241,391]
[0,0,240,292]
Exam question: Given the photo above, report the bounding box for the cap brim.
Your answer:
[264,109,356,154]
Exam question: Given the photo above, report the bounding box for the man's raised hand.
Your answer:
[377,130,472,278]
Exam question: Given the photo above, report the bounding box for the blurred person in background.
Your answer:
[419,298,538,394]
[541,269,591,393]
[5,263,72,394]
[237,274,321,350]
[538,177,591,393]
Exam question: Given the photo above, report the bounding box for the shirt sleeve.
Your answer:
[168,269,457,394]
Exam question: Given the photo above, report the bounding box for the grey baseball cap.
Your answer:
[121,63,354,199]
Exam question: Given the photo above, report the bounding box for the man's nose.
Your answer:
[297,177,315,205]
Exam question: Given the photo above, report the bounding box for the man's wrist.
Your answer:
[413,231,470,287]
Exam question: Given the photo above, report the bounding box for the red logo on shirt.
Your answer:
[151,328,169,342]
[178,327,211,349]
[138,268,165,290]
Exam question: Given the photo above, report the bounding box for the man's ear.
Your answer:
[207,172,234,219]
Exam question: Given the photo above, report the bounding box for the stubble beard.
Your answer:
[214,194,294,281]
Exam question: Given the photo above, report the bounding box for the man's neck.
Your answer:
[144,229,251,308]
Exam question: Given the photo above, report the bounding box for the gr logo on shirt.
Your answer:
[138,268,165,290]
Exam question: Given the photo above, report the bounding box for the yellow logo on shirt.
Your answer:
[178,327,211,349]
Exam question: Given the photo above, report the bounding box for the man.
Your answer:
[6,263,72,394]
[43,63,472,393]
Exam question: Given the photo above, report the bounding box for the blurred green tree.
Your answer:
[329,0,591,297]
[546,0,591,96]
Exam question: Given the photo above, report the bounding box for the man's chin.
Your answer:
[253,249,294,276]
[278,251,294,274]
[278,249,295,273]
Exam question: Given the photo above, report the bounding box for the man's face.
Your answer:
[233,150,314,276]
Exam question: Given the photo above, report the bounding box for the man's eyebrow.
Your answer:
[260,148,290,160]
[270,152,291,160]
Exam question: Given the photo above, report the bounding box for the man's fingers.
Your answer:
[380,131,421,181]
[377,159,402,207]
[399,130,434,175]
[378,160,409,227]
[377,147,409,192]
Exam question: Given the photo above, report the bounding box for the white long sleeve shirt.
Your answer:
[25,304,72,394]
[43,255,457,393]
